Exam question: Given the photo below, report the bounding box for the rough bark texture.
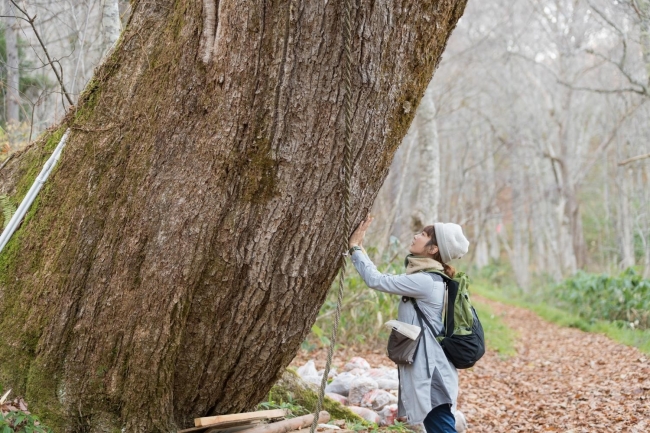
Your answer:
[0,0,467,431]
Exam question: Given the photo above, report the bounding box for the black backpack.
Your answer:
[411,271,485,369]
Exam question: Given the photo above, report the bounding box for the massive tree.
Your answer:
[0,0,467,431]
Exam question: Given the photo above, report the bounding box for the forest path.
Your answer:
[461,296,650,432]
[292,297,650,432]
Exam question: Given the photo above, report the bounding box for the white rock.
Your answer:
[343,357,371,372]
[302,374,323,386]
[455,410,467,433]
[378,404,398,426]
[348,377,378,406]
[361,389,398,411]
[347,406,381,424]
[316,368,338,379]
[325,392,347,405]
[376,379,399,391]
[366,367,398,381]
[325,371,357,396]
[297,360,318,378]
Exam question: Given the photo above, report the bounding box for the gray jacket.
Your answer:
[350,251,458,424]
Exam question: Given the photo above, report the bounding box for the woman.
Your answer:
[348,217,469,433]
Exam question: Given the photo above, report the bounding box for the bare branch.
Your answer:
[631,0,644,19]
[511,51,648,96]
[0,14,29,23]
[575,100,647,185]
[0,153,14,172]
[9,0,74,107]
[618,152,650,166]
[584,48,647,94]
[557,80,647,96]
[587,0,625,37]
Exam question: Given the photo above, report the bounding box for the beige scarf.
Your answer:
[404,254,444,275]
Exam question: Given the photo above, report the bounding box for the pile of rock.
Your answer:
[297,357,397,426]
[296,357,467,432]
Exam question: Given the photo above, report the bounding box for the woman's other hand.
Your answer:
[349,216,374,248]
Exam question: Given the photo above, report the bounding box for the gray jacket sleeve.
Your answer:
[350,250,432,299]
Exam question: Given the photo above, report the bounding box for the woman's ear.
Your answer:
[427,245,439,256]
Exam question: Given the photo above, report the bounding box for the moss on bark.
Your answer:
[0,0,468,430]
[267,370,370,426]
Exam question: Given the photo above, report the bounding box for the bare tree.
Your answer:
[412,81,441,227]
[101,0,121,54]
[3,0,19,133]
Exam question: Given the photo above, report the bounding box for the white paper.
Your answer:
[383,320,421,340]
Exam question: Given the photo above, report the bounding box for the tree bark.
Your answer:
[0,0,467,431]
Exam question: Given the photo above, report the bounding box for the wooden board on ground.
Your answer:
[179,420,264,433]
[235,411,330,433]
[194,409,287,428]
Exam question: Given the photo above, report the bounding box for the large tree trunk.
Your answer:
[0,0,467,431]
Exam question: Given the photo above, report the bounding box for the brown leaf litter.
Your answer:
[293,297,649,432]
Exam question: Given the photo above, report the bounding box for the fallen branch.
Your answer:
[0,153,14,173]
[235,412,330,433]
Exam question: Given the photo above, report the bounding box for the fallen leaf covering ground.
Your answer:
[292,296,650,432]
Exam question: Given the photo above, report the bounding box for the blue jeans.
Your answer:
[422,404,457,433]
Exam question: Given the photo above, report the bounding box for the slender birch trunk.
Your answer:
[101,0,121,54]
[412,81,440,227]
[3,0,19,138]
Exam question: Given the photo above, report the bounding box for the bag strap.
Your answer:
[427,272,459,338]
[410,298,443,339]
[404,272,458,339]
[416,313,431,378]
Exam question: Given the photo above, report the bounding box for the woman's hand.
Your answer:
[349,216,374,248]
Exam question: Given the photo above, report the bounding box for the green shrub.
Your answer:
[0,411,53,433]
[552,268,650,329]
[0,387,53,433]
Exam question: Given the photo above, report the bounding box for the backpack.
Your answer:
[413,271,485,369]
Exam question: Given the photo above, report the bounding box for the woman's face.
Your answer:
[409,230,438,257]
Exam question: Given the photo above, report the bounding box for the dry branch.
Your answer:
[235,412,330,433]
[9,0,74,106]
[618,152,650,166]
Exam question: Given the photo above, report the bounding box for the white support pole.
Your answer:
[0,129,71,255]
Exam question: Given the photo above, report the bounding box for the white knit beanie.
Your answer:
[433,222,470,263]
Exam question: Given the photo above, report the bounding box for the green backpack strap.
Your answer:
[426,271,457,341]
[428,271,474,337]
[453,272,474,335]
